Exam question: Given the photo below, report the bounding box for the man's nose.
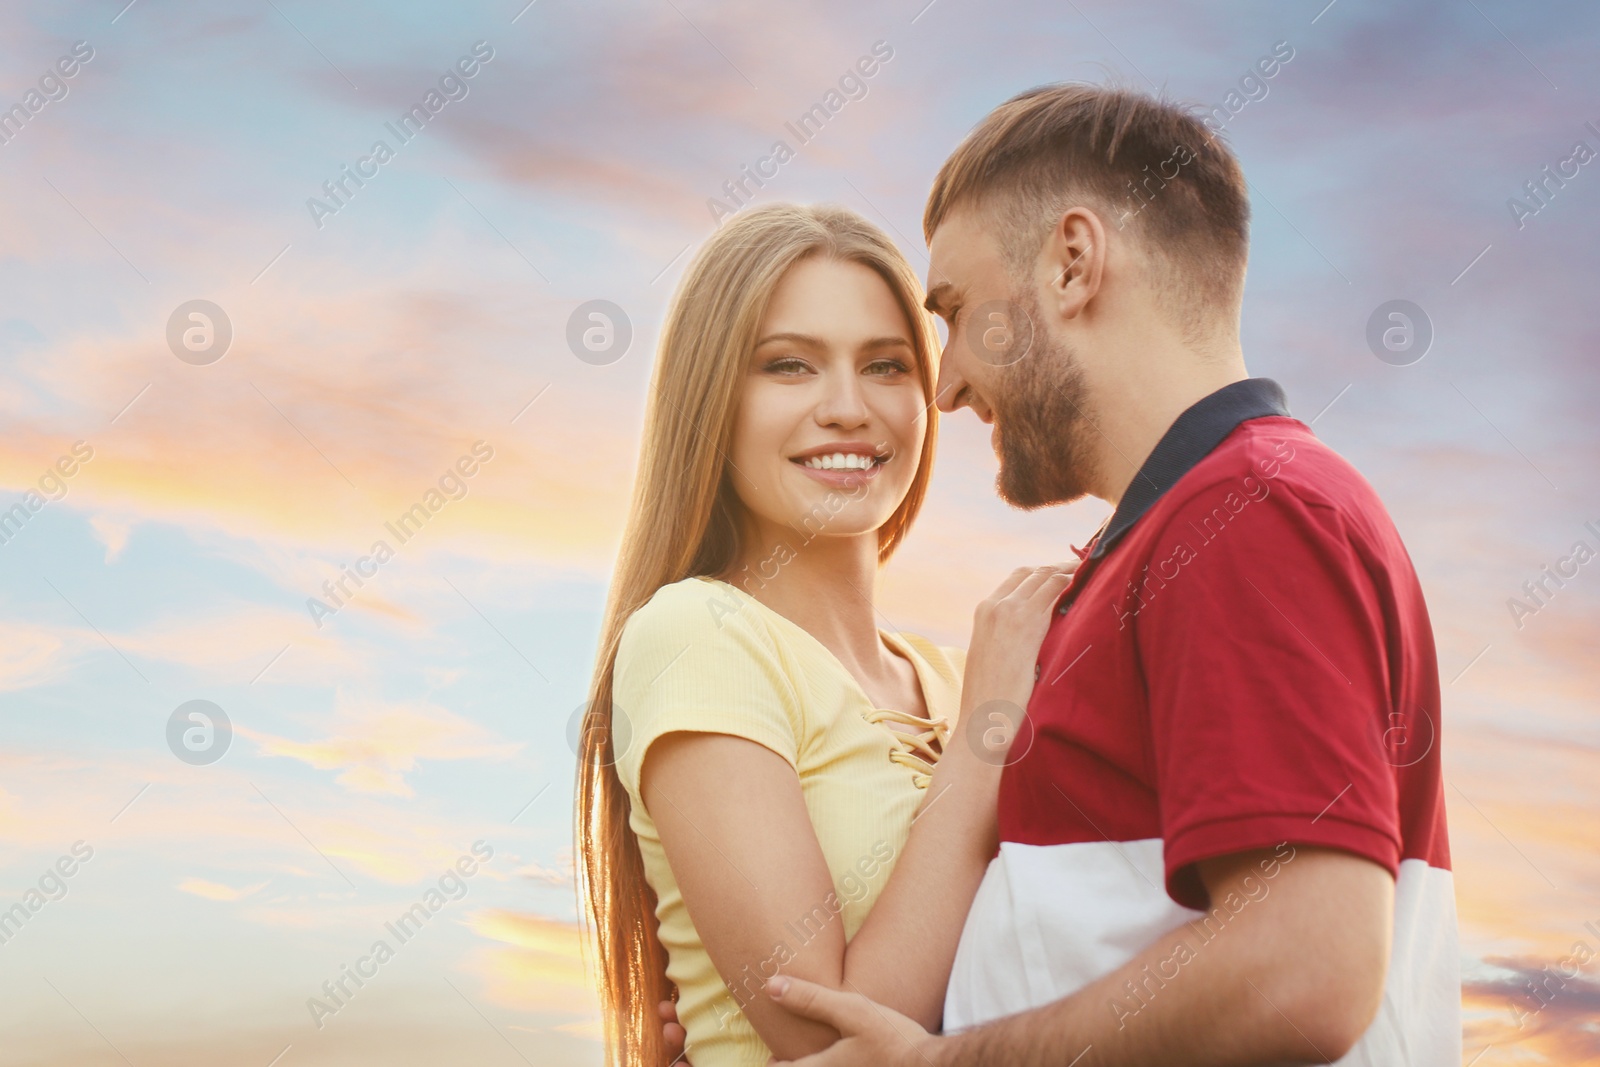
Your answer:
[934,340,969,414]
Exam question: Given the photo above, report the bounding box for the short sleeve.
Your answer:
[1135,480,1401,910]
[611,580,802,805]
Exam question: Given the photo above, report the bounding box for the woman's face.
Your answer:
[726,256,927,550]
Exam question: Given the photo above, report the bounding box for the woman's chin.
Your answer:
[751,465,913,540]
[778,498,896,541]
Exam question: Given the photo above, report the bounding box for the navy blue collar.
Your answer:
[1087,377,1292,560]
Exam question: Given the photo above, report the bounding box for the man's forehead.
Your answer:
[925,210,1000,305]
[927,207,982,263]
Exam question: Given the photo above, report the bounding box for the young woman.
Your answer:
[575,203,1074,1067]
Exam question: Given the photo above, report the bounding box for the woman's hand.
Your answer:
[660,996,688,1062]
[960,562,1079,741]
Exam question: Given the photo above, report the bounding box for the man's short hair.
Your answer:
[923,83,1251,336]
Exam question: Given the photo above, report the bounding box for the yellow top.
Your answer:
[612,576,965,1067]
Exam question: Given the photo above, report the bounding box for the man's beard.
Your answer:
[989,290,1097,509]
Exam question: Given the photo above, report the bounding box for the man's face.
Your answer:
[925,207,1097,508]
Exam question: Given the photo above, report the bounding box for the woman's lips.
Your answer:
[791,458,886,488]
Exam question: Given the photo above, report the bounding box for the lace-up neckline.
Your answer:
[695,577,953,789]
[864,706,951,789]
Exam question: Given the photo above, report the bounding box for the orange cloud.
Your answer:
[465,909,598,1017]
[0,746,511,892]
[177,877,268,902]
[1464,954,1600,1062]
[240,692,523,797]
[113,603,359,683]
[1,256,640,582]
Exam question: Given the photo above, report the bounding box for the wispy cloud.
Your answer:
[241,692,522,797]
[177,876,269,902]
[466,908,597,1016]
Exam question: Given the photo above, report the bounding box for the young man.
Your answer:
[762,84,1461,1065]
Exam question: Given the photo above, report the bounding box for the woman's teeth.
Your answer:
[799,453,879,471]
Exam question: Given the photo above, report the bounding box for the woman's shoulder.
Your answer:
[611,577,803,774]
[624,574,721,621]
[617,576,771,660]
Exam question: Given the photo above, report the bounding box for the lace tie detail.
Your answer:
[863,708,951,789]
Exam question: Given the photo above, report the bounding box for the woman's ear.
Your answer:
[1041,206,1106,321]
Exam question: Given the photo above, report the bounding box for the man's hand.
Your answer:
[763,976,943,1067]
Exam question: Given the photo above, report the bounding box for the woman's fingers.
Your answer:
[1008,562,1078,602]
[659,998,685,1055]
[988,564,1043,601]
[1036,564,1078,596]
[987,559,1079,605]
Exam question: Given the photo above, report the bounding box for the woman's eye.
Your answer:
[764,356,810,375]
[866,358,911,376]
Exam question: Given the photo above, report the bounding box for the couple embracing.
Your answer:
[575,83,1460,1067]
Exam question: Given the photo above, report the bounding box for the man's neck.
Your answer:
[1088,343,1248,508]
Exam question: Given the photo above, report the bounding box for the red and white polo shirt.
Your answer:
[943,378,1460,1064]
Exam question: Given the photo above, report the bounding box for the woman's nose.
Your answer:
[814,369,870,427]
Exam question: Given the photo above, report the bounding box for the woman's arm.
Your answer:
[641,564,1076,1059]
[833,563,1075,1026]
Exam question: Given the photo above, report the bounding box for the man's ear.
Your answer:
[1041,206,1106,321]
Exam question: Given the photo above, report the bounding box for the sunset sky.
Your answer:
[1,0,1597,1063]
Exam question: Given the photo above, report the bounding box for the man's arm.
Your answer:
[765,844,1393,1067]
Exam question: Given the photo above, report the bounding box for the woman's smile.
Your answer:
[788,442,892,489]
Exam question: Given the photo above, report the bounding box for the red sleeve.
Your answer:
[1134,476,1401,910]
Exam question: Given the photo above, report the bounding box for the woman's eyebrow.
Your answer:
[861,336,913,351]
[753,331,825,349]
[753,333,912,352]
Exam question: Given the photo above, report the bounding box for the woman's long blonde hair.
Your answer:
[574,203,942,1066]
